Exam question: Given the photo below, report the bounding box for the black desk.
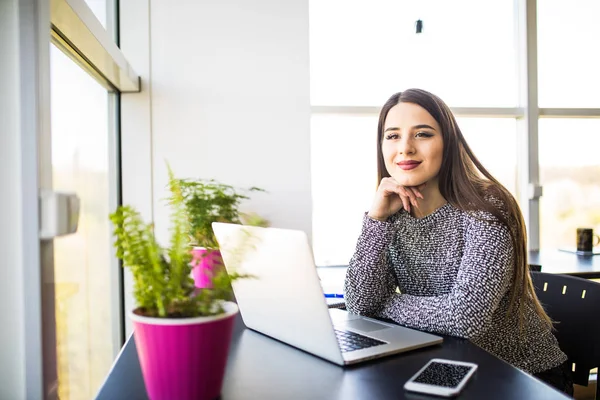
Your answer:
[529,250,600,279]
[97,315,569,400]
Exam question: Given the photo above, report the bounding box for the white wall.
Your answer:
[121,0,311,333]
[120,0,154,336]
[150,0,312,244]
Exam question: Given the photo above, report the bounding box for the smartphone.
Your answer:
[403,358,478,397]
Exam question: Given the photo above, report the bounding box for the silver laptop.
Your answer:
[212,222,443,366]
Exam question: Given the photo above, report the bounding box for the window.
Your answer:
[309,0,517,107]
[45,0,136,397]
[539,119,600,249]
[310,0,600,256]
[309,0,521,264]
[538,0,600,108]
[50,41,119,400]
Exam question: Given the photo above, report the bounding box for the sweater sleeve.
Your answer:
[377,217,514,340]
[344,214,398,315]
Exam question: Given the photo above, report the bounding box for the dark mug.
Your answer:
[576,228,600,252]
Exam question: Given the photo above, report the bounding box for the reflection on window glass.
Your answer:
[311,114,518,266]
[538,0,600,107]
[539,119,600,249]
[309,0,516,107]
[50,44,117,400]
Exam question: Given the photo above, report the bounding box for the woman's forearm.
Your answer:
[344,215,398,315]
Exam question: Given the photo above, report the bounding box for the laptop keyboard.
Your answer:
[334,328,386,353]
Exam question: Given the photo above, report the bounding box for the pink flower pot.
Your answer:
[130,302,239,400]
[191,247,223,289]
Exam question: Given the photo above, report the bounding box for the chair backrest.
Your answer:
[530,272,600,386]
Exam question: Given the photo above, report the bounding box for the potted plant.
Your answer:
[109,168,252,400]
[176,178,267,292]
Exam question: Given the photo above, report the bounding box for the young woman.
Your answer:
[344,89,573,395]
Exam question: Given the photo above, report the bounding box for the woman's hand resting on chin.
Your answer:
[367,177,427,221]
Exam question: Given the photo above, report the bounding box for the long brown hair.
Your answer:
[376,88,551,329]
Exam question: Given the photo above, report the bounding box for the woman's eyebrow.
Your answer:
[413,124,436,131]
[383,124,437,133]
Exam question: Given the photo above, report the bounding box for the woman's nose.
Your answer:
[398,138,416,155]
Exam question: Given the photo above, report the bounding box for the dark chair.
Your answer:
[530,272,600,399]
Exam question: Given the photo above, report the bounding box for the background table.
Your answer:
[318,250,600,288]
[529,250,600,279]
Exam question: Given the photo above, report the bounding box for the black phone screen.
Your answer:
[413,362,474,388]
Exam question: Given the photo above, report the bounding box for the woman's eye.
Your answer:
[385,133,399,140]
[416,131,433,138]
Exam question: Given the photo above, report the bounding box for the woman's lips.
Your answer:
[397,161,421,171]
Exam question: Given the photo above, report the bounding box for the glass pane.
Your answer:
[539,119,600,249]
[538,0,600,107]
[309,0,517,107]
[311,115,518,266]
[50,44,118,399]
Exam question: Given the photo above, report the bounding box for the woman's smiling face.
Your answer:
[382,102,444,188]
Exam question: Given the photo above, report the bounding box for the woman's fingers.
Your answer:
[401,195,410,213]
[410,187,424,201]
[409,183,426,200]
[415,183,427,198]
[380,178,427,212]
[399,186,419,208]
[381,181,410,212]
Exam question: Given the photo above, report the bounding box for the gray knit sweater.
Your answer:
[344,203,567,375]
